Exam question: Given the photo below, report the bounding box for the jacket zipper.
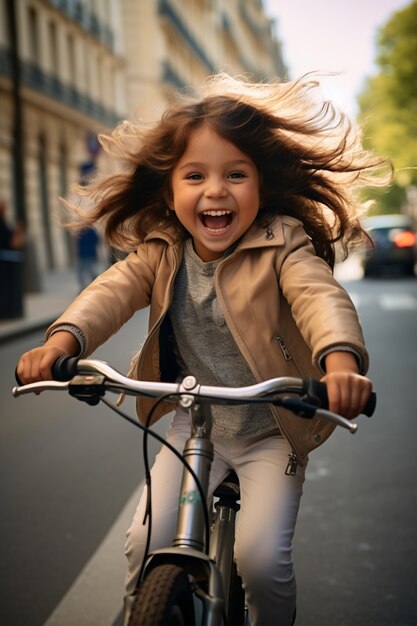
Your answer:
[277,335,292,360]
[277,336,300,475]
[277,335,304,378]
[285,451,298,476]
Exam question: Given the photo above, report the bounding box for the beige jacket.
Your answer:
[48,215,368,465]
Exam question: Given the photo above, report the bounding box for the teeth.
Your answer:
[202,210,232,216]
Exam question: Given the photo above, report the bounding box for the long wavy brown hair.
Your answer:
[71,73,392,268]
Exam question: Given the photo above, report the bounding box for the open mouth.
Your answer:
[199,210,234,232]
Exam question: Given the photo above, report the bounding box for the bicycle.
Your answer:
[13,358,376,626]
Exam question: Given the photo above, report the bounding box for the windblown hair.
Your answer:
[72,73,392,268]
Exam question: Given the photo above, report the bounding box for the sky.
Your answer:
[263,0,411,117]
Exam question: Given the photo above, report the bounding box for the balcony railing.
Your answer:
[158,0,215,73]
[0,47,121,127]
[46,0,115,51]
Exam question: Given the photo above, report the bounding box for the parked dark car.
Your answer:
[362,214,416,277]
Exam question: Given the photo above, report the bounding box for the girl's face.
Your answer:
[170,124,260,261]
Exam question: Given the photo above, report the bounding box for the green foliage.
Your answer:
[362,182,407,216]
[358,0,417,212]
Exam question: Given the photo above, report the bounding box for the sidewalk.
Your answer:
[0,268,79,343]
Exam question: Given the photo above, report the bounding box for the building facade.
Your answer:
[0,0,286,279]
[121,0,286,120]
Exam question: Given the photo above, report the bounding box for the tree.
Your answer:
[358,0,417,214]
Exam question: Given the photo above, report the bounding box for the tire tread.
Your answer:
[128,564,195,626]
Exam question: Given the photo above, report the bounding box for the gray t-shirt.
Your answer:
[168,239,278,438]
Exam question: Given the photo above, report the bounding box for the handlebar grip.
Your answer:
[304,379,376,417]
[51,356,80,381]
[14,355,80,385]
[14,356,79,386]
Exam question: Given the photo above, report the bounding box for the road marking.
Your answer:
[379,294,417,310]
[43,484,143,626]
[348,293,417,311]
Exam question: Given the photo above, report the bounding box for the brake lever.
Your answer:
[275,397,358,433]
[315,408,358,433]
[13,380,70,396]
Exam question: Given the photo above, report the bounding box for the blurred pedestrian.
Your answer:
[0,198,25,251]
[75,225,100,290]
[0,198,13,249]
[0,198,25,318]
[74,162,101,290]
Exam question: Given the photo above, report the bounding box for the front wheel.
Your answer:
[127,564,196,626]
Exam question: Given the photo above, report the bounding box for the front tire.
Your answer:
[127,564,196,626]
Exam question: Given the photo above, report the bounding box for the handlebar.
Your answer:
[13,357,376,433]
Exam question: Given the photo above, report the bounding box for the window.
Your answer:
[28,6,39,62]
[38,134,54,269]
[48,21,59,74]
[67,32,76,83]
[83,40,91,94]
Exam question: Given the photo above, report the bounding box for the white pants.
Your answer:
[125,410,307,626]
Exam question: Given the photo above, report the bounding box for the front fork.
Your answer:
[124,547,226,626]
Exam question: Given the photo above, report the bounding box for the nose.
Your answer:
[204,176,227,198]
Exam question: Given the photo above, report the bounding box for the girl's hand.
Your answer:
[17,346,69,385]
[16,331,80,385]
[322,351,373,419]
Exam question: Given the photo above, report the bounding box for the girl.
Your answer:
[17,73,390,625]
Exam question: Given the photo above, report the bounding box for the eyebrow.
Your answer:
[178,159,254,170]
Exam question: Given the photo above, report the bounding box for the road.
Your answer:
[1,272,416,626]
[294,275,417,626]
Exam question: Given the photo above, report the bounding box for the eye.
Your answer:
[185,172,203,181]
[228,171,247,180]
